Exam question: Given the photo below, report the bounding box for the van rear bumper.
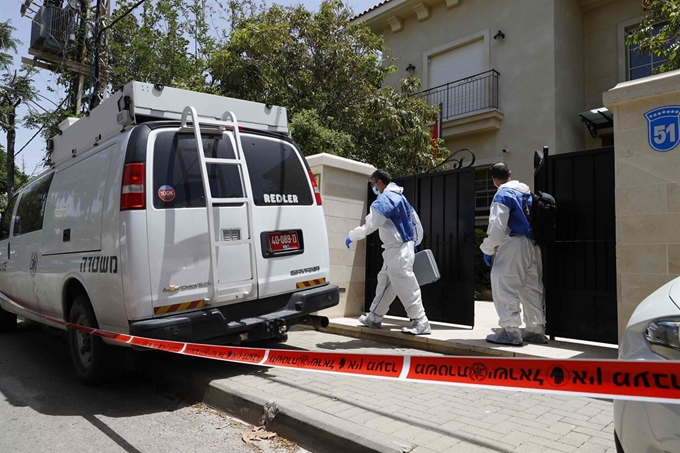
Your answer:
[129,284,339,344]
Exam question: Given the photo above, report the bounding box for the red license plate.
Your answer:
[268,231,300,252]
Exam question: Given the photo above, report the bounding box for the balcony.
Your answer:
[414,69,503,138]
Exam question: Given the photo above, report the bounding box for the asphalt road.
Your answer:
[0,320,308,453]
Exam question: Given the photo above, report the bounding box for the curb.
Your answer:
[136,354,415,453]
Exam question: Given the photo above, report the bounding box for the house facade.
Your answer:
[355,0,653,222]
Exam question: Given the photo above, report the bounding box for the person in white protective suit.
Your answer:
[480,163,547,346]
[345,169,432,335]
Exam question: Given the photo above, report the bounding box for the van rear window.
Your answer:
[153,132,313,209]
[152,132,244,209]
[241,135,313,206]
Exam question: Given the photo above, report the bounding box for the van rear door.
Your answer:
[240,134,330,298]
[146,130,254,315]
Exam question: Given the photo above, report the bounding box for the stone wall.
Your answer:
[306,153,376,318]
[603,69,680,339]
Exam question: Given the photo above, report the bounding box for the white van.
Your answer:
[0,82,338,383]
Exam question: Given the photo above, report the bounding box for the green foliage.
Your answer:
[209,0,447,176]
[108,0,216,91]
[626,0,680,74]
[289,109,354,157]
[0,21,20,71]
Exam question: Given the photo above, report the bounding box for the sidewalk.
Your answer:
[324,300,618,360]
[141,301,619,453]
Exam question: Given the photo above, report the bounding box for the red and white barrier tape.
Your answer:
[20,312,680,404]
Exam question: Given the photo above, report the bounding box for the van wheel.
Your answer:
[68,295,121,385]
[0,307,17,333]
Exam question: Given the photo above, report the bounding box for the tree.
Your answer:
[209,0,447,176]
[626,0,680,74]
[0,21,36,200]
[108,0,216,92]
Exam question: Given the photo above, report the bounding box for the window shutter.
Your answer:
[428,39,486,89]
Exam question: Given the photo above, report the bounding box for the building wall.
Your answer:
[604,69,680,339]
[376,0,557,187]
[358,0,652,185]
[555,0,585,155]
[582,0,646,147]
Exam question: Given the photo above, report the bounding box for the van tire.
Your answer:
[68,295,121,385]
[0,307,17,332]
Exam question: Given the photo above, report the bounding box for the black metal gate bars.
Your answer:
[535,146,617,344]
[364,168,477,327]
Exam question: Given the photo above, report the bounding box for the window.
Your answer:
[13,174,54,236]
[0,194,19,240]
[627,23,672,80]
[475,168,495,224]
[427,38,488,118]
[241,136,313,206]
[153,132,244,209]
[152,132,313,208]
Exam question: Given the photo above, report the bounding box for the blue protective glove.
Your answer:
[345,237,352,249]
[414,245,419,253]
[483,254,492,268]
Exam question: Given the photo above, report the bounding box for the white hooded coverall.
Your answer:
[349,182,426,321]
[480,180,545,331]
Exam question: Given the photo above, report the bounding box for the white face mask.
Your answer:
[372,186,381,195]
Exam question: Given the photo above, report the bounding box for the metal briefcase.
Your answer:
[413,249,441,286]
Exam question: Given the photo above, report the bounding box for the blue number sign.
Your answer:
[644,106,680,152]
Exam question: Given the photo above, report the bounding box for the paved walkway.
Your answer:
[324,301,618,360]
[148,301,619,453]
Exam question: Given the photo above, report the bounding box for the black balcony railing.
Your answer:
[414,69,499,121]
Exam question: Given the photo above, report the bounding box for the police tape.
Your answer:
[32,314,680,404]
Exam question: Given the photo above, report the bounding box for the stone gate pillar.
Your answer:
[604,69,680,340]
[305,153,376,318]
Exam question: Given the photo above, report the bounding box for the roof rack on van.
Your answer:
[50,81,289,167]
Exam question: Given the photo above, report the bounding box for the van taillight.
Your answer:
[121,163,145,210]
[307,170,322,205]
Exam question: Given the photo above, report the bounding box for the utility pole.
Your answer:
[1,81,24,200]
[19,0,111,115]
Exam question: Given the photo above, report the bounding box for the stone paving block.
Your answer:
[588,414,614,428]
[562,417,608,431]
[546,421,578,436]
[572,444,608,453]
[332,406,369,420]
[524,435,578,452]
[587,435,615,448]
[552,409,592,422]
[575,405,609,418]
[460,425,507,442]
[409,430,445,447]
[439,419,465,433]
[479,412,512,425]
[424,435,463,452]
[456,415,495,431]
[561,432,592,447]
[573,426,615,441]
[410,445,438,453]
[515,442,557,453]
[363,415,393,429]
[524,404,553,417]
[488,419,524,435]
[561,398,591,410]
[373,419,412,436]
[601,422,614,434]
[515,424,564,442]
[499,430,533,447]
[539,411,566,424]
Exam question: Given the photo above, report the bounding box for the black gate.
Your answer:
[365,167,476,326]
[535,146,617,344]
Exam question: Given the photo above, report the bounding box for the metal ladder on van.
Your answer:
[179,106,258,305]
